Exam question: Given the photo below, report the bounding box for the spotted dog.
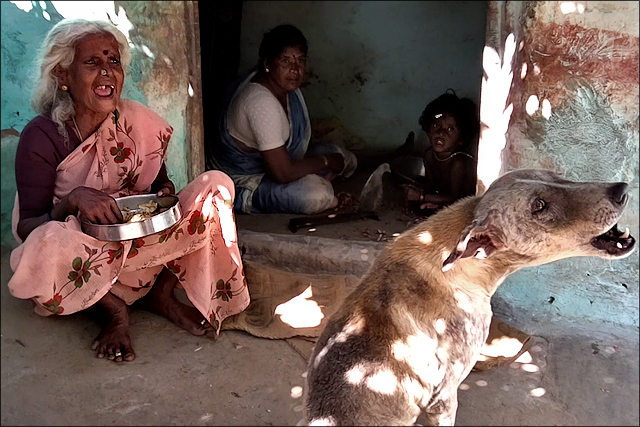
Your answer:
[302,169,636,426]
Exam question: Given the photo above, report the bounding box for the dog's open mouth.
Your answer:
[591,224,636,257]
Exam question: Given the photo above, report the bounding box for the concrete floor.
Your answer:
[2,167,639,425]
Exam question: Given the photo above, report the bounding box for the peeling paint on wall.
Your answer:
[487,1,639,329]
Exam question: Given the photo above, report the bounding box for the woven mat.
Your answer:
[222,260,531,370]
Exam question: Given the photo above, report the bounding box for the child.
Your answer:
[404,90,480,214]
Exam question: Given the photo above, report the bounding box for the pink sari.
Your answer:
[9,99,249,333]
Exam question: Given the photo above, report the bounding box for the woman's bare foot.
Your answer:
[137,267,213,336]
[91,292,135,362]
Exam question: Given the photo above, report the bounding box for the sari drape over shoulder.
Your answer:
[9,99,249,332]
[214,70,311,213]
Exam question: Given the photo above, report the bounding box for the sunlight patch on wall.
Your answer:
[54,1,133,44]
[560,2,585,14]
[11,1,34,13]
[476,33,517,193]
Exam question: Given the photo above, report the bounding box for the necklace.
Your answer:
[433,151,476,162]
[71,116,83,141]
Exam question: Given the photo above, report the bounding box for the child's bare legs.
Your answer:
[136,267,213,336]
[91,292,135,362]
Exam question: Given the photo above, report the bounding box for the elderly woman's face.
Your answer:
[63,33,124,119]
[267,45,307,93]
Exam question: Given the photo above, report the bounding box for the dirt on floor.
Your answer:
[235,159,426,244]
[2,159,638,426]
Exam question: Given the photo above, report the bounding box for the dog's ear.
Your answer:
[442,212,505,271]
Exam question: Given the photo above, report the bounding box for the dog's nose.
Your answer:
[608,182,629,206]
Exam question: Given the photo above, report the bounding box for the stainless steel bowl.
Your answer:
[80,194,182,241]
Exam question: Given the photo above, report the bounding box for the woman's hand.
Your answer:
[67,186,124,225]
[325,152,345,174]
[155,181,175,197]
[401,184,423,202]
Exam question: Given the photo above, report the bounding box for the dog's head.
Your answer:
[443,169,636,271]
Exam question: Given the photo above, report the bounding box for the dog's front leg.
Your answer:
[422,393,458,426]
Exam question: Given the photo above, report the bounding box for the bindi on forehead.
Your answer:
[103,50,109,55]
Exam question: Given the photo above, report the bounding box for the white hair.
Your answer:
[30,18,131,146]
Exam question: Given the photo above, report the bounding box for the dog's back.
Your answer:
[303,169,636,426]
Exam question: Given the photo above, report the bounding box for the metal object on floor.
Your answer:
[288,163,391,233]
[80,194,181,241]
[357,163,391,213]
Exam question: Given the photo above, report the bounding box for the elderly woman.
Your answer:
[213,24,357,214]
[9,18,249,362]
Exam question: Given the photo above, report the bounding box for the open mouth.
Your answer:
[591,223,636,257]
[94,85,115,98]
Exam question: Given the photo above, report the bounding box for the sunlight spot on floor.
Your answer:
[459,383,470,391]
[530,387,546,397]
[481,336,525,358]
[275,286,324,328]
[199,413,214,422]
[291,386,303,399]
[514,351,533,364]
[521,363,540,373]
[475,380,488,387]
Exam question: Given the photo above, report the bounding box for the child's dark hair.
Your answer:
[258,24,308,69]
[418,89,480,148]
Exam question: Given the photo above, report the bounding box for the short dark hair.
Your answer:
[258,24,308,67]
[418,89,480,147]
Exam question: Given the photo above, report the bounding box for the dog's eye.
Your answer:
[532,198,546,213]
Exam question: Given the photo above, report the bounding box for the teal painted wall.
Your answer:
[239,1,488,155]
[1,1,193,247]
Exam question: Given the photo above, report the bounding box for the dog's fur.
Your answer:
[302,169,636,426]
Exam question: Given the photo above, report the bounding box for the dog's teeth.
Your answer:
[621,227,629,238]
[616,242,623,249]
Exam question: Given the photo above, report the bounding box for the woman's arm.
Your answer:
[261,146,343,184]
[150,162,175,196]
[15,122,123,241]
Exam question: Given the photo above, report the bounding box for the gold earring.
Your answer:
[61,85,68,91]
[101,69,107,76]
[265,68,269,73]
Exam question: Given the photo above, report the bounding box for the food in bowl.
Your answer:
[121,200,159,223]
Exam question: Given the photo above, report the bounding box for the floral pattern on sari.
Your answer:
[9,99,249,330]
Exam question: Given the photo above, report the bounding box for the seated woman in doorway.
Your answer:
[9,18,249,363]
[401,89,480,215]
[213,24,358,215]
